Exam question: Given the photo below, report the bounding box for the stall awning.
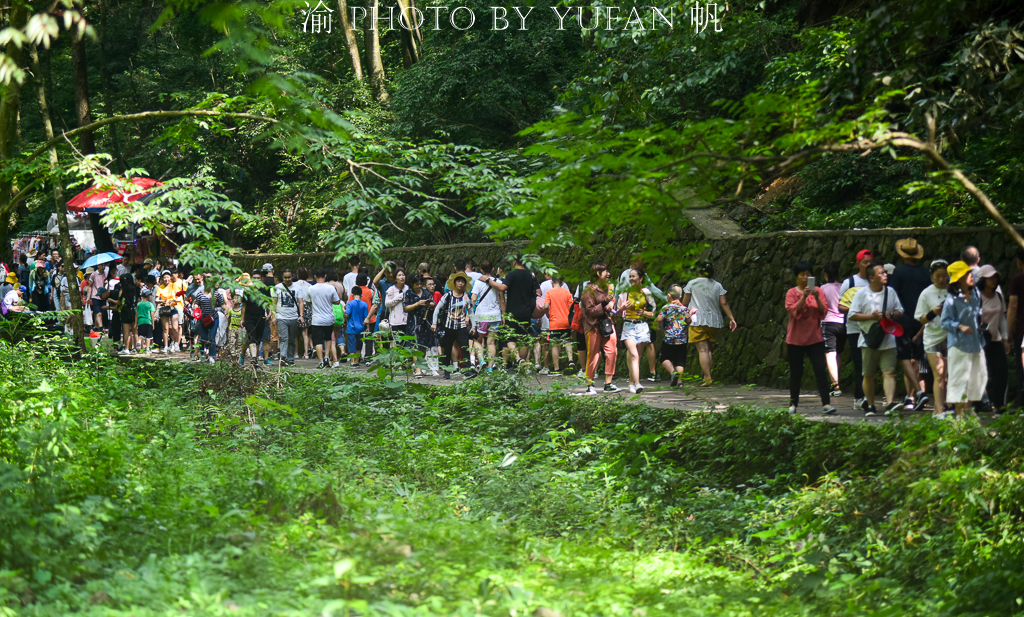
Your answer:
[67,177,163,213]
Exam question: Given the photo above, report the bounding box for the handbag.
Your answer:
[599,317,615,337]
[863,287,888,349]
[158,305,174,317]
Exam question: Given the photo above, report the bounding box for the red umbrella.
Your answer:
[67,177,163,213]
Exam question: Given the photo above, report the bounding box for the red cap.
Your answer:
[856,249,874,262]
[880,318,904,337]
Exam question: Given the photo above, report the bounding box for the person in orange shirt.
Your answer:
[544,276,575,375]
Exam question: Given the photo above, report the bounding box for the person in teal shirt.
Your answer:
[136,290,155,352]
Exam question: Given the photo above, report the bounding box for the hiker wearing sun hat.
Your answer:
[941,260,987,419]
[890,237,932,412]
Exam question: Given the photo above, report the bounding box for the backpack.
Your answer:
[333,303,346,327]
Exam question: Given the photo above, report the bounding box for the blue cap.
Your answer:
[18,285,27,293]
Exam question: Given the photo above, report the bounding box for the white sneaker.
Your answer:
[431,370,440,377]
[161,347,168,354]
[636,384,644,393]
[539,367,550,375]
[585,385,599,395]
[628,384,637,394]
[331,362,340,368]
[576,370,586,378]
[208,357,215,364]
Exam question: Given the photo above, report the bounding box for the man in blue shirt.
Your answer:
[344,286,369,364]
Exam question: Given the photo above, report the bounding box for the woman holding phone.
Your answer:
[785,261,836,415]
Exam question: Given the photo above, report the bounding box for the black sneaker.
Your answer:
[903,396,915,411]
[463,370,479,379]
[604,383,620,393]
[549,370,562,376]
[854,397,869,411]
[318,359,328,369]
[647,373,659,382]
[885,401,902,416]
[913,392,929,412]
[670,373,680,388]
[864,406,878,417]
[822,405,837,415]
[444,371,451,380]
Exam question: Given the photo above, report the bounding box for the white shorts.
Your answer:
[947,346,987,404]
[621,320,651,344]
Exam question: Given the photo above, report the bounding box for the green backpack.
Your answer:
[333,303,346,326]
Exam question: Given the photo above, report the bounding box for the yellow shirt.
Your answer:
[156,281,186,311]
[622,288,650,320]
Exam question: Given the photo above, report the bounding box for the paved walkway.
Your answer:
[132,351,957,425]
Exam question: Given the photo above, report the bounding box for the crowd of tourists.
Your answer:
[2,240,1017,416]
[788,238,1021,420]
[0,251,742,396]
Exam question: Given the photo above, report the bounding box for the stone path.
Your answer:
[132,351,962,425]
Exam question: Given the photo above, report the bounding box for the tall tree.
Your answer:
[71,30,115,253]
[365,0,388,103]
[0,0,29,266]
[336,0,364,80]
[395,0,419,68]
[31,44,85,353]
[96,0,126,172]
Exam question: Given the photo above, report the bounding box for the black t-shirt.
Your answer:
[119,286,139,314]
[889,264,930,324]
[242,288,270,326]
[505,268,539,319]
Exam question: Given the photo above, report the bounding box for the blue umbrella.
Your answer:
[81,252,123,269]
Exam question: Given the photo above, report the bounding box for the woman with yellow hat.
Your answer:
[941,260,987,419]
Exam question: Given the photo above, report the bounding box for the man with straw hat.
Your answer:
[941,260,987,419]
[890,237,931,412]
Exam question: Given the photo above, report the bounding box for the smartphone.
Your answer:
[807,276,816,290]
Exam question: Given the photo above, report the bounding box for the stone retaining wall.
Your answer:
[232,224,1017,390]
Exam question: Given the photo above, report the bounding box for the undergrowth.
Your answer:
[2,343,1023,615]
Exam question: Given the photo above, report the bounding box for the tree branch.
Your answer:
[23,109,278,167]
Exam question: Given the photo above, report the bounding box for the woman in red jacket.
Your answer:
[786,261,837,415]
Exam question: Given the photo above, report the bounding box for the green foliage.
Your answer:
[4,345,1024,615]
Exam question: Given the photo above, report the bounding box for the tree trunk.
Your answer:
[71,32,115,254]
[366,0,389,103]
[396,0,419,68]
[32,44,85,354]
[97,0,127,173]
[337,0,364,80]
[0,0,28,266]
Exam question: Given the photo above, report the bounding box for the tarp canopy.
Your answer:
[66,177,163,213]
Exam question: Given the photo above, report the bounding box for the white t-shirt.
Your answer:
[848,286,904,349]
[273,283,300,321]
[342,272,359,297]
[2,289,19,313]
[471,277,503,321]
[291,279,311,300]
[304,282,340,327]
[838,274,870,334]
[467,271,482,281]
[683,277,727,328]
[539,279,553,330]
[914,284,949,350]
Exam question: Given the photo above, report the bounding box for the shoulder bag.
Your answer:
[863,287,888,349]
